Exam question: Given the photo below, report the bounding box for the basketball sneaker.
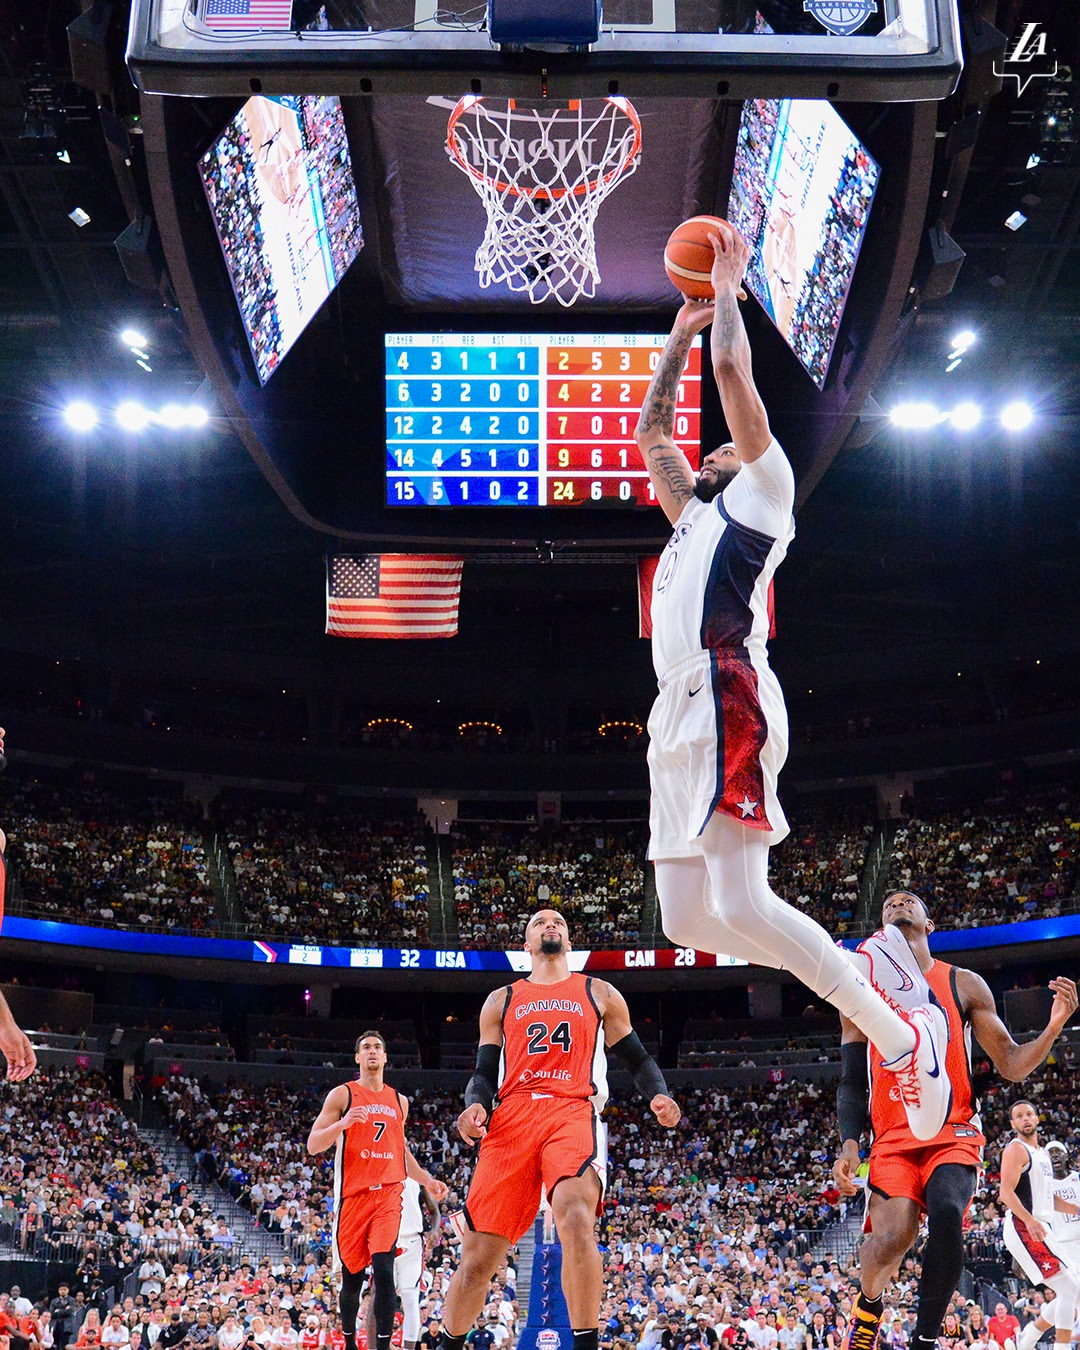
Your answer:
[845,1295,884,1350]
[880,1001,952,1142]
[857,923,929,1014]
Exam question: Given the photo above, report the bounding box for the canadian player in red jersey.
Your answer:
[832,892,1077,1350]
[307,1031,448,1350]
[0,726,36,1082]
[436,909,680,1350]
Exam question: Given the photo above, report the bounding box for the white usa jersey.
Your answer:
[650,439,796,679]
[1053,1174,1080,1243]
[399,1177,425,1242]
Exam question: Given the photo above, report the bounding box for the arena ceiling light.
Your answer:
[948,402,981,431]
[116,401,151,432]
[120,327,148,348]
[62,400,98,432]
[888,401,941,429]
[1001,400,1034,431]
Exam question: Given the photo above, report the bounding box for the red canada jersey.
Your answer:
[335,1081,407,1196]
[868,960,985,1154]
[496,972,607,1109]
[301,1331,321,1350]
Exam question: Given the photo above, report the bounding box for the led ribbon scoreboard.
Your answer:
[385,333,702,508]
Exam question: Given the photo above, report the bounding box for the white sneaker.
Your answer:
[857,923,930,1013]
[880,1001,952,1141]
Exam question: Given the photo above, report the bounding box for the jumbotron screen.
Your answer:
[199,94,364,385]
[384,333,702,508]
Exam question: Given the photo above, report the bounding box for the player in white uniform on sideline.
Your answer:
[999,1102,1080,1350]
[634,221,948,1141]
[394,1178,440,1350]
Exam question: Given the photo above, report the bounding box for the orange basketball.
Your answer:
[663,215,729,299]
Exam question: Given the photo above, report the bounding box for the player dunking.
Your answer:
[307,1031,449,1350]
[635,221,948,1141]
[436,909,680,1350]
[0,725,36,1082]
[833,894,1077,1350]
[999,1102,1080,1350]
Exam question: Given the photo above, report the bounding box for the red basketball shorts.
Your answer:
[334,1181,405,1273]
[464,1095,606,1244]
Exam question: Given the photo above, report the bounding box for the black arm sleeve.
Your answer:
[837,1041,871,1144]
[464,1043,501,1116]
[609,1031,670,1101]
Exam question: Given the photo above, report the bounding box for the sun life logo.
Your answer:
[803,0,877,37]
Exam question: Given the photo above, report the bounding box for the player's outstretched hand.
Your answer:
[457,1103,489,1145]
[709,223,749,301]
[651,1094,681,1128]
[1048,977,1078,1030]
[424,1178,449,1203]
[832,1142,861,1198]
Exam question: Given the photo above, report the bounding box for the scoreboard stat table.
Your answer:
[385,332,702,507]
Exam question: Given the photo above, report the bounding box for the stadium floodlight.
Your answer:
[63,400,98,431]
[949,329,975,352]
[1000,400,1034,431]
[949,402,981,431]
[121,327,148,348]
[157,402,187,429]
[184,404,210,429]
[889,401,941,429]
[116,401,151,432]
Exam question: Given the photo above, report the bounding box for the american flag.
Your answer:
[203,0,294,31]
[326,555,463,640]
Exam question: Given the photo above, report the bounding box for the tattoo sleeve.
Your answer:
[636,328,695,440]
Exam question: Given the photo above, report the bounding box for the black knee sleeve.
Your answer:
[370,1250,398,1338]
[914,1164,976,1342]
[339,1267,364,1335]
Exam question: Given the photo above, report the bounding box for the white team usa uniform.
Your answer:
[648,438,796,858]
[1003,1140,1080,1287]
[394,1178,428,1343]
[1052,1172,1080,1244]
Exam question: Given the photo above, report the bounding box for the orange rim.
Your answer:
[446,95,642,202]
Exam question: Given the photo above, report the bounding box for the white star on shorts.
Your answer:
[737,796,759,818]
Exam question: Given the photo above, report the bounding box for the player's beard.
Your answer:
[693,466,740,502]
[540,936,564,955]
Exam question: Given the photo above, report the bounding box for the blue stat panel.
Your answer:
[384,332,702,508]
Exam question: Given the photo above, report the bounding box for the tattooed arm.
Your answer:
[708,224,773,464]
[635,300,714,526]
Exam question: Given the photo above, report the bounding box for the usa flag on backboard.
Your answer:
[203,0,294,31]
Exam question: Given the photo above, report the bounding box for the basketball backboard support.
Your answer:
[127,0,963,102]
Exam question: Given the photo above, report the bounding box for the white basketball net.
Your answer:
[447,96,642,308]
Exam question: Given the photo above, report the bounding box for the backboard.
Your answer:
[128,0,963,102]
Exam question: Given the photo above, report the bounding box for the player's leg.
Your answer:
[369,1250,398,1350]
[669,813,929,1069]
[438,1231,511,1345]
[549,1171,604,1350]
[395,1239,424,1350]
[339,1265,366,1350]
[910,1164,978,1350]
[1022,1268,1080,1350]
[845,1188,922,1350]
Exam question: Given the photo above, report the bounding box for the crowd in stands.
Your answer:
[765,810,873,936]
[450,822,645,949]
[883,784,1080,929]
[3,773,1079,946]
[0,779,216,934]
[221,809,430,945]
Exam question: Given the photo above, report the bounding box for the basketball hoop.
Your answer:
[446,96,642,308]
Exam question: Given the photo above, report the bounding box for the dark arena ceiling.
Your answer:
[0,0,1078,750]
